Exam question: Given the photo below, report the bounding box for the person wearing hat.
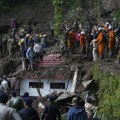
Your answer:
[41,34,47,49]
[66,97,88,120]
[41,95,61,120]
[0,92,22,120]
[80,31,86,54]
[20,39,27,71]
[19,97,40,120]
[108,26,115,58]
[104,22,109,32]
[95,27,105,59]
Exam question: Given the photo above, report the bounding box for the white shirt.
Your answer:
[1,80,8,90]
[90,39,97,48]
[33,44,42,53]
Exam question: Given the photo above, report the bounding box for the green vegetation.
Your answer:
[93,64,120,120]
[0,0,9,14]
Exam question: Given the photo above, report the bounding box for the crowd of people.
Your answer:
[0,90,98,120]
[0,18,48,71]
[62,19,120,63]
[0,17,120,120]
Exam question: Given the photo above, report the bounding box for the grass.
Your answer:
[92,64,120,120]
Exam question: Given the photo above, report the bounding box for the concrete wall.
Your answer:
[20,79,73,97]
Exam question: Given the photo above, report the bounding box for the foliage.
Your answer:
[93,64,120,120]
[115,9,120,24]
[0,0,10,14]
[52,0,74,35]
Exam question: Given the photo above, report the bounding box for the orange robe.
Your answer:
[108,30,115,49]
[80,35,86,47]
[68,31,75,48]
[96,32,105,57]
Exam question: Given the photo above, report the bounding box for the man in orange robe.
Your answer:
[108,26,115,57]
[80,31,86,54]
[68,29,75,52]
[95,27,105,58]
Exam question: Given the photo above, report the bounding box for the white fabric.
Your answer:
[1,80,8,90]
[33,44,42,53]
[90,39,98,61]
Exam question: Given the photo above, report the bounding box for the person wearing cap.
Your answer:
[80,31,86,54]
[33,34,40,43]
[41,34,47,49]
[0,92,22,120]
[28,36,34,47]
[66,97,88,120]
[25,34,30,47]
[19,97,40,120]
[108,26,115,58]
[41,95,61,120]
[68,29,75,52]
[104,22,109,32]
[20,39,27,71]
[95,27,105,59]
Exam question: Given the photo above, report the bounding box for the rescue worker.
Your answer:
[26,44,34,71]
[41,34,47,49]
[25,34,30,47]
[95,27,105,59]
[104,22,109,32]
[19,97,40,120]
[28,36,34,47]
[108,26,115,58]
[12,97,24,112]
[33,34,40,43]
[33,42,44,60]
[80,31,86,54]
[66,97,88,120]
[20,38,27,71]
[0,92,22,120]
[41,95,61,120]
[90,39,98,61]
[68,29,75,52]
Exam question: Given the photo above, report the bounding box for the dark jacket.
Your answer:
[19,107,40,120]
[66,106,88,120]
[41,102,61,120]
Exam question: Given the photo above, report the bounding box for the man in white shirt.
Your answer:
[1,79,9,93]
[90,39,98,61]
[33,43,44,60]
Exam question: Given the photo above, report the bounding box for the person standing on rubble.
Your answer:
[26,44,34,71]
[41,95,61,120]
[66,97,88,120]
